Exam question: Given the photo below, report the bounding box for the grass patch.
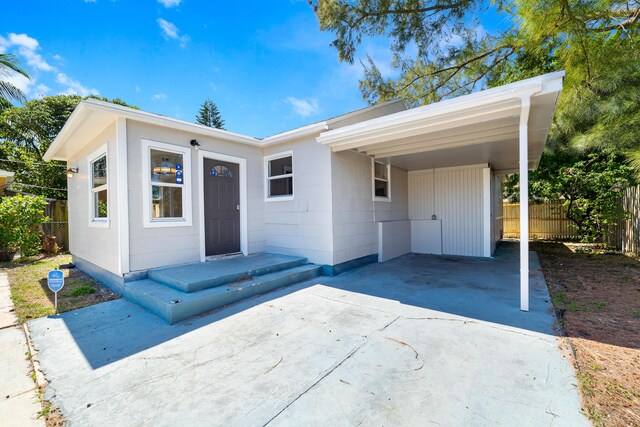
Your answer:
[552,290,583,313]
[578,372,598,398]
[628,308,640,318]
[606,383,639,401]
[66,285,96,297]
[587,404,604,427]
[1,254,120,323]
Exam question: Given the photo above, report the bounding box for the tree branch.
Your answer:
[350,1,467,28]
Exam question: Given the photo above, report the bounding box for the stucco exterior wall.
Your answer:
[263,138,334,265]
[126,120,265,271]
[66,123,121,275]
[331,150,409,265]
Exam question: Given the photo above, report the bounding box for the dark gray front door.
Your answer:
[203,158,240,256]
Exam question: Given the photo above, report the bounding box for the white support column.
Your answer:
[519,97,531,312]
[116,117,130,275]
[482,167,492,257]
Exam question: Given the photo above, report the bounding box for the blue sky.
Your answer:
[0,0,507,137]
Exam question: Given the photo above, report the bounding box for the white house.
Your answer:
[44,71,564,318]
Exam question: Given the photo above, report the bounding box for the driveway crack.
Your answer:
[262,316,400,426]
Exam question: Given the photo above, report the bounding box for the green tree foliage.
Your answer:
[0,194,49,256]
[312,0,640,241]
[311,0,640,166]
[0,53,29,111]
[196,98,225,129]
[0,95,136,199]
[503,150,634,240]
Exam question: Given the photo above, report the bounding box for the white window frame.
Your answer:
[141,139,192,228]
[87,144,109,228]
[264,151,294,202]
[372,159,391,202]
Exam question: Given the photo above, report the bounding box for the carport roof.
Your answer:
[317,71,565,172]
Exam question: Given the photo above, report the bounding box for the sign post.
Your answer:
[47,270,64,314]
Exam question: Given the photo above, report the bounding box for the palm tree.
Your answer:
[0,54,29,110]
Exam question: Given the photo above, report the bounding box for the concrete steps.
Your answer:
[148,253,310,293]
[124,255,321,324]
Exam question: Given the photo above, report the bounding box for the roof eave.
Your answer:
[43,99,263,161]
[317,71,565,148]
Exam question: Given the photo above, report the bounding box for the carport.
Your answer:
[318,71,565,311]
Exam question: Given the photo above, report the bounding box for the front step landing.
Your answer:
[148,253,310,293]
[124,256,321,324]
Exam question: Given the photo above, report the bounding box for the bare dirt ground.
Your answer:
[532,242,640,426]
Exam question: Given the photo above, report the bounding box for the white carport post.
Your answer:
[519,96,531,311]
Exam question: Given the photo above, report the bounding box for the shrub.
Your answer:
[0,195,49,256]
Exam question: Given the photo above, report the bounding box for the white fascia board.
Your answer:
[259,99,405,146]
[260,122,329,146]
[44,99,263,161]
[317,71,564,147]
[84,99,261,146]
[43,102,89,161]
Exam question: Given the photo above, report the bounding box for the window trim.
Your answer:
[87,144,110,228]
[372,159,391,202]
[264,151,294,202]
[141,139,192,228]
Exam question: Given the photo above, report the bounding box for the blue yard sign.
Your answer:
[47,270,64,292]
[48,270,64,313]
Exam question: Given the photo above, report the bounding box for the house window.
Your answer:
[150,149,184,219]
[90,153,108,220]
[373,161,391,201]
[265,152,293,200]
[142,140,192,228]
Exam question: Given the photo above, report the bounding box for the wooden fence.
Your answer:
[503,185,640,254]
[503,203,579,240]
[616,185,640,254]
[43,200,69,250]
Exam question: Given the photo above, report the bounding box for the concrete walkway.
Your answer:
[28,244,588,426]
[0,273,44,427]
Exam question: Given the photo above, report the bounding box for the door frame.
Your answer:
[198,150,248,261]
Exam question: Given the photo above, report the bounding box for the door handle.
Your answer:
[236,204,240,211]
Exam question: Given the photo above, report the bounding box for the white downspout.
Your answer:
[519,96,532,311]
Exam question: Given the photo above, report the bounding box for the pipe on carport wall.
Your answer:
[519,96,532,311]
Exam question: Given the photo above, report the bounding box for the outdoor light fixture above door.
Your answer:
[66,168,78,178]
[190,139,200,150]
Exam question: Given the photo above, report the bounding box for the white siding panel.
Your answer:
[409,166,485,257]
[66,124,121,275]
[264,138,334,265]
[331,150,409,265]
[126,121,266,271]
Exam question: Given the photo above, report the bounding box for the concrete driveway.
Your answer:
[28,244,588,426]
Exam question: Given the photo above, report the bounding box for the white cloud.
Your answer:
[286,97,319,117]
[36,84,51,95]
[8,33,38,50]
[152,93,168,101]
[83,0,97,3]
[5,73,34,96]
[7,33,54,72]
[156,18,189,48]
[56,73,99,96]
[157,0,181,7]
[135,85,141,92]
[0,32,100,100]
[157,18,179,39]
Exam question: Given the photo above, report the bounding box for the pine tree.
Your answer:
[196,98,225,130]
